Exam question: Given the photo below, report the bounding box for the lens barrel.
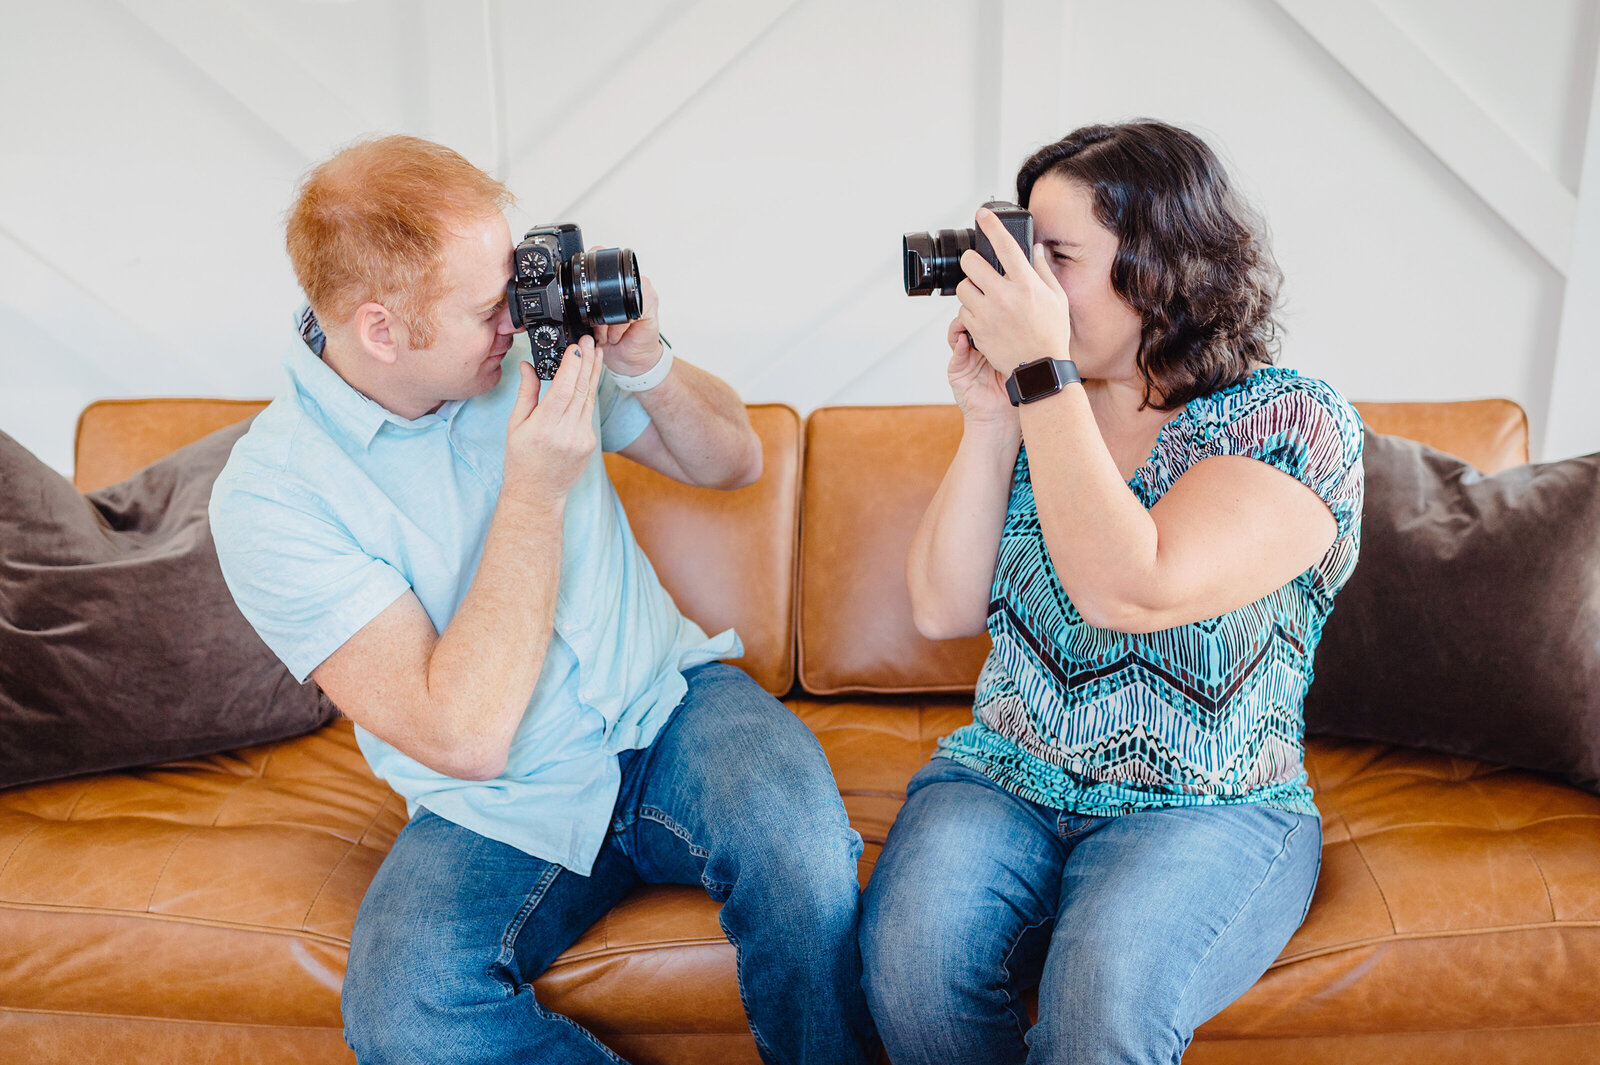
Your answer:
[903,228,975,296]
[575,247,644,325]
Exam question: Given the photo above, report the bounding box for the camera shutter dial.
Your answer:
[530,323,562,351]
[519,245,556,283]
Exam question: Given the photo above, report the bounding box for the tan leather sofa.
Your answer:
[2,396,1597,1064]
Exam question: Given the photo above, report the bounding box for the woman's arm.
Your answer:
[1016,392,1335,632]
[905,319,1023,640]
[956,209,1336,634]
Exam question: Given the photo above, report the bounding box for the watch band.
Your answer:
[611,342,674,392]
[1006,357,1081,406]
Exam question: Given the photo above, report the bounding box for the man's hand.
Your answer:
[591,262,665,377]
[503,336,606,507]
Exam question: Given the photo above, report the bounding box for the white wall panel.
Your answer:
[1,0,1594,475]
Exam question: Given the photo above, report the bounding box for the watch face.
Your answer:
[1013,359,1060,399]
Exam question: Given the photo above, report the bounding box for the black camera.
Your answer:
[506,223,644,380]
[903,200,1034,296]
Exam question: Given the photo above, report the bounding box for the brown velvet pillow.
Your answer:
[0,422,336,790]
[1304,428,1600,792]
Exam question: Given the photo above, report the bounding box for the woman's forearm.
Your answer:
[1016,386,1160,629]
[906,419,1022,639]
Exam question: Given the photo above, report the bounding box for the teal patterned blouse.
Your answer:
[937,368,1364,818]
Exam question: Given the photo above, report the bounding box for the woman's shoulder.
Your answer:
[1181,367,1360,450]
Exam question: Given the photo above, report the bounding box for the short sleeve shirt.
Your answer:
[937,368,1364,818]
[209,333,741,874]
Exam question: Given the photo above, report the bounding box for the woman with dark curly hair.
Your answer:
[859,120,1364,1063]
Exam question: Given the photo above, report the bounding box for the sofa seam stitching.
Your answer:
[145,826,201,912]
[1333,804,1397,936]
[1464,775,1558,923]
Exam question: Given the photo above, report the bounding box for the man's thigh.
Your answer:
[347,808,639,999]
[614,662,857,891]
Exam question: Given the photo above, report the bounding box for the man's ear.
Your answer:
[354,302,402,366]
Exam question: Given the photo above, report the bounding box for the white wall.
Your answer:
[2,0,1596,476]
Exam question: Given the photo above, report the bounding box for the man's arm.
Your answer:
[311,347,605,780]
[616,351,762,489]
[591,274,761,490]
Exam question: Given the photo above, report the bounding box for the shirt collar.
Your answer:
[284,305,461,450]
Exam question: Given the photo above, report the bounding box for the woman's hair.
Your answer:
[285,135,514,348]
[1016,121,1283,410]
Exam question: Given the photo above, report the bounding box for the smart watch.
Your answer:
[1005,357,1081,406]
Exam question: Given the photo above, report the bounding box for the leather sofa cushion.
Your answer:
[8,713,1595,1053]
[72,398,802,696]
[796,398,1531,695]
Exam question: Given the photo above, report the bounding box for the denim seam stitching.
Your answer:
[999,913,1056,1047]
[524,985,630,1064]
[490,862,564,990]
[638,805,715,862]
[718,921,779,1064]
[1169,816,1302,1056]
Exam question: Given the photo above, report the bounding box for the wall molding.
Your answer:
[505,0,799,219]
[1272,0,1577,274]
[1543,29,1600,459]
[112,0,372,164]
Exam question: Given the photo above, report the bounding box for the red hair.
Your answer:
[285,136,513,348]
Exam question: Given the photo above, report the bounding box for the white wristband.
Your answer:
[611,343,674,392]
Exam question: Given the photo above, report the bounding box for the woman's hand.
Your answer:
[946,316,1019,434]
[954,207,1073,377]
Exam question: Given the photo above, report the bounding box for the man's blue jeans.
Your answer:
[342,663,876,1065]
[860,757,1321,1065]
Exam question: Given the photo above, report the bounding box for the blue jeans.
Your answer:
[342,663,876,1065]
[860,757,1321,1065]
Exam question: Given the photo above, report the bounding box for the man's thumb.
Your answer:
[511,361,539,421]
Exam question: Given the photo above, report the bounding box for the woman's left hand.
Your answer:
[954,207,1073,377]
[590,256,664,376]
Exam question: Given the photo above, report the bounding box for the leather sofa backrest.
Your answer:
[71,397,801,695]
[796,397,1532,695]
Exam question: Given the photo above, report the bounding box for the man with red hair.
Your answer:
[210,136,874,1064]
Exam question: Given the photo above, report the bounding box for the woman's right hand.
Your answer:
[947,316,1019,433]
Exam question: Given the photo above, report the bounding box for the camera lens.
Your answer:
[574,247,644,325]
[902,228,974,296]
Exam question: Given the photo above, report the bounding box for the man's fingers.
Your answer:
[576,335,601,415]
[541,343,585,412]
[511,361,539,422]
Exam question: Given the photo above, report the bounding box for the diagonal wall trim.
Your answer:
[740,196,977,412]
[506,0,800,217]
[1272,0,1577,274]
[0,226,210,394]
[1543,33,1600,461]
[112,0,373,164]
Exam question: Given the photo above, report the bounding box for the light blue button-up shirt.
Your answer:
[210,333,740,874]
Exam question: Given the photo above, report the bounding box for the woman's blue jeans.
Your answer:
[341,663,877,1065]
[860,757,1321,1065]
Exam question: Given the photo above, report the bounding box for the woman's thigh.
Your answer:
[860,758,1066,1065]
[1031,803,1322,1065]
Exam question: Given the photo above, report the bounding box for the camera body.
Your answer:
[507,223,644,380]
[903,200,1034,296]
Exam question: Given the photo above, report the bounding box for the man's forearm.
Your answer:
[633,356,762,488]
[422,493,565,779]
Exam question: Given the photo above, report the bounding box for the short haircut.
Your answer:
[285,135,514,349]
[1017,121,1283,411]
